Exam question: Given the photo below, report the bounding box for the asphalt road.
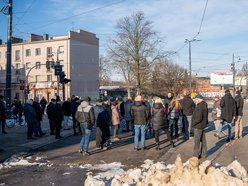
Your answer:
[0,100,248,186]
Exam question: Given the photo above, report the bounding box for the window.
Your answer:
[36,75,40,82]
[59,60,64,64]
[26,49,31,57]
[58,46,64,53]
[15,63,21,69]
[15,50,20,61]
[5,51,7,58]
[35,48,41,56]
[26,62,31,69]
[36,62,41,69]
[47,47,52,58]
[47,75,52,82]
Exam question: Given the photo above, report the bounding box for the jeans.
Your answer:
[194,128,207,158]
[216,120,233,139]
[169,118,179,137]
[112,125,119,137]
[80,122,92,152]
[63,116,70,129]
[134,124,146,149]
[235,116,243,138]
[184,115,192,137]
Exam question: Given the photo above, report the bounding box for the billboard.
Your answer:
[210,72,233,86]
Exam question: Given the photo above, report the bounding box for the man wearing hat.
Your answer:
[234,90,244,139]
[131,95,149,150]
[191,94,208,160]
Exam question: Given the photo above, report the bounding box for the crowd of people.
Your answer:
[0,88,245,159]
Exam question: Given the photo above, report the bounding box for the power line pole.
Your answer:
[232,54,236,96]
[6,0,12,108]
[185,39,200,93]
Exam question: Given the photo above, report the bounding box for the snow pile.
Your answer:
[0,153,46,169]
[85,155,248,186]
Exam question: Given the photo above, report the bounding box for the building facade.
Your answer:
[0,29,99,102]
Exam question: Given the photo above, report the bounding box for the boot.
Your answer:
[155,143,160,151]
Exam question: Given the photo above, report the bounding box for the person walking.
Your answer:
[181,90,195,139]
[131,95,149,151]
[234,90,244,139]
[111,100,120,141]
[75,97,95,156]
[168,98,180,139]
[217,89,236,142]
[151,97,174,150]
[191,94,208,160]
[0,95,7,134]
[33,97,45,137]
[62,98,72,130]
[24,99,37,139]
[40,97,47,115]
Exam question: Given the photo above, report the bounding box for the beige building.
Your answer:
[0,29,99,102]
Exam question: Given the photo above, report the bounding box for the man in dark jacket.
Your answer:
[24,99,37,139]
[62,98,72,130]
[33,97,45,137]
[131,95,149,150]
[234,90,244,139]
[46,99,56,135]
[181,90,195,139]
[40,97,47,115]
[218,89,236,142]
[191,94,208,160]
[124,97,133,132]
[54,100,64,139]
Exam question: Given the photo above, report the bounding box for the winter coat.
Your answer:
[0,100,6,120]
[102,103,112,125]
[62,101,72,116]
[75,101,95,126]
[220,93,236,123]
[151,103,167,131]
[212,99,221,121]
[40,98,47,108]
[131,101,149,125]
[235,94,244,116]
[94,104,109,128]
[191,101,208,129]
[48,103,63,121]
[33,101,43,122]
[111,105,120,125]
[71,99,79,116]
[24,103,37,124]
[124,100,133,121]
[181,95,195,116]
[120,101,125,118]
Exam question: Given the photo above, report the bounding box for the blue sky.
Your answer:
[1,0,248,77]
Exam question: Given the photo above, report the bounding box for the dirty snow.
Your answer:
[84,155,248,186]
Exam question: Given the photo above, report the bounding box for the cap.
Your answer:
[195,94,204,100]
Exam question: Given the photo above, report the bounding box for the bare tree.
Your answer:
[108,11,164,95]
[148,59,189,96]
[99,56,111,86]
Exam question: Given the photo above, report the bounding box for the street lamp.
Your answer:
[185,39,201,93]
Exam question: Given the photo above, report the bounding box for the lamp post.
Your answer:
[185,39,201,93]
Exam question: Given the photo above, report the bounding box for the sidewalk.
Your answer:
[160,124,248,170]
[0,115,73,163]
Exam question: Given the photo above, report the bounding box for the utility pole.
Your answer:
[232,54,236,96]
[6,0,12,108]
[185,39,200,93]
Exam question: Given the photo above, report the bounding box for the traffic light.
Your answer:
[46,61,51,70]
[59,71,66,83]
[54,65,62,76]
[63,78,71,84]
